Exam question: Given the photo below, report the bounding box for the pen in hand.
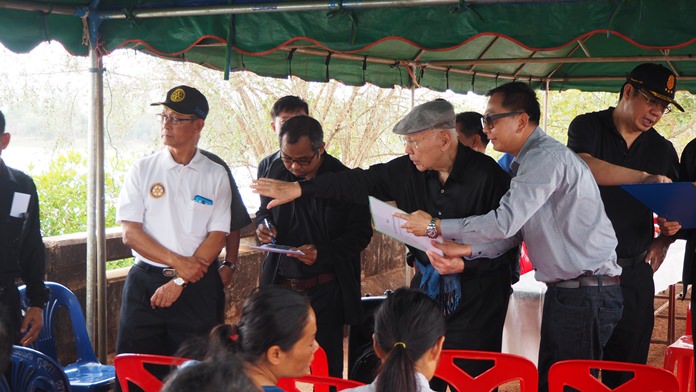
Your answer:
[263,218,276,244]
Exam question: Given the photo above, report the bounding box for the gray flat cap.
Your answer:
[392,99,456,135]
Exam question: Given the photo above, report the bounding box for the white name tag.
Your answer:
[10,192,30,218]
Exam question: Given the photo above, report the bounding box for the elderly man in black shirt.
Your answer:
[255,115,373,378]
[253,100,516,388]
[0,110,48,347]
[567,63,681,387]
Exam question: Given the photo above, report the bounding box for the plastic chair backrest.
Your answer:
[278,346,331,391]
[434,349,538,392]
[113,353,191,392]
[1,345,71,392]
[549,359,679,392]
[18,282,97,364]
[663,335,694,392]
[277,375,364,392]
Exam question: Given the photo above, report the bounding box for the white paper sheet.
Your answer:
[247,244,306,256]
[10,192,30,218]
[368,196,443,255]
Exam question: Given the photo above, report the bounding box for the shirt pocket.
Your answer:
[186,200,214,235]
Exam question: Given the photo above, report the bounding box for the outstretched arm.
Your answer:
[252,178,302,209]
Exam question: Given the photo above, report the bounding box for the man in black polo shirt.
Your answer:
[0,110,48,347]
[567,63,681,387]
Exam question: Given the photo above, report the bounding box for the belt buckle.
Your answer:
[288,279,304,292]
[162,268,177,278]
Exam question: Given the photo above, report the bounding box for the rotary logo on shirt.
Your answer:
[150,183,165,199]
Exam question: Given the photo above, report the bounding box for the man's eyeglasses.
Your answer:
[636,88,671,114]
[480,112,522,130]
[156,114,198,125]
[400,132,438,150]
[280,150,319,166]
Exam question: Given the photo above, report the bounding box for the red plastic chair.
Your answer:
[278,346,332,391]
[278,375,365,392]
[664,335,694,392]
[113,353,191,392]
[549,359,679,392]
[433,349,538,391]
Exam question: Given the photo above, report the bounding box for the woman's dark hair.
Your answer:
[486,82,541,125]
[278,115,324,151]
[206,286,312,364]
[161,353,257,392]
[374,288,446,392]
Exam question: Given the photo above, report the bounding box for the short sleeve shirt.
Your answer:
[117,149,232,267]
[568,108,679,257]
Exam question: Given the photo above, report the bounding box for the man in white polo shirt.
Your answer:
[116,86,232,389]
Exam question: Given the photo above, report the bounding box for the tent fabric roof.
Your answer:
[2,0,696,94]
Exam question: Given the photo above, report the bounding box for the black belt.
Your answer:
[616,251,648,268]
[547,275,621,289]
[135,259,177,277]
[276,273,336,292]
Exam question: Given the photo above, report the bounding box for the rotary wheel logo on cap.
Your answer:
[667,75,675,91]
[150,182,166,198]
[170,88,186,102]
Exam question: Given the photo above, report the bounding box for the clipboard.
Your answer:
[620,182,696,229]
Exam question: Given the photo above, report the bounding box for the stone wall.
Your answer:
[42,224,406,357]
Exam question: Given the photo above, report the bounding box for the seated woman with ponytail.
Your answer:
[346,288,446,392]
[206,286,319,391]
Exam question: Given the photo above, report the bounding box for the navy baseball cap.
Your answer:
[151,85,209,119]
[627,63,684,112]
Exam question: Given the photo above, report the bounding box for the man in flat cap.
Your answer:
[567,63,681,387]
[116,85,233,391]
[253,99,517,386]
[397,82,622,392]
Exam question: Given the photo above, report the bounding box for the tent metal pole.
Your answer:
[543,79,549,131]
[86,44,107,362]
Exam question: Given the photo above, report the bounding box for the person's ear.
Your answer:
[429,335,446,362]
[516,113,529,133]
[0,132,11,151]
[271,121,277,133]
[372,335,387,360]
[266,345,283,366]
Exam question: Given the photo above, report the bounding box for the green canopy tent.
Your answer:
[1,0,695,360]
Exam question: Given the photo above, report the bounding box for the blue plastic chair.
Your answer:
[18,282,115,392]
[0,345,71,392]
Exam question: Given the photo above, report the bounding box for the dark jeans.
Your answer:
[0,284,21,344]
[537,283,623,392]
[601,261,654,388]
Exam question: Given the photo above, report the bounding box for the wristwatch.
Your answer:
[172,277,187,287]
[219,260,238,271]
[425,218,439,239]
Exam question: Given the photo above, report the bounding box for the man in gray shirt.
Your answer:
[398,82,622,392]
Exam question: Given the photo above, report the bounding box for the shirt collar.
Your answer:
[158,148,204,170]
[511,126,544,175]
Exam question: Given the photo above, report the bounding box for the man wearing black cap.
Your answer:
[253,100,517,387]
[567,63,681,387]
[116,86,233,390]
[0,110,49,348]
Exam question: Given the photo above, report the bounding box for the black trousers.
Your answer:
[115,262,224,392]
[601,260,654,388]
[430,267,512,392]
[0,283,21,344]
[305,281,345,379]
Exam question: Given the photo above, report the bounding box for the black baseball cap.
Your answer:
[151,85,209,119]
[627,63,684,112]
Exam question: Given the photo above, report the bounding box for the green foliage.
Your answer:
[33,151,124,237]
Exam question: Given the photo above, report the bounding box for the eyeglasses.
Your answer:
[636,88,671,114]
[480,112,522,130]
[156,114,198,125]
[280,150,319,166]
[401,132,438,150]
